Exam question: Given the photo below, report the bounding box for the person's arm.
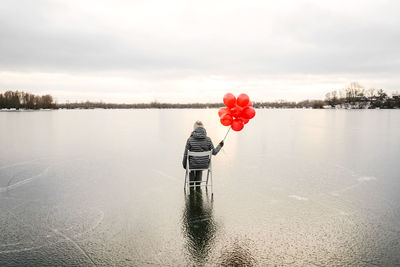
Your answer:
[210,139,224,155]
[182,139,190,169]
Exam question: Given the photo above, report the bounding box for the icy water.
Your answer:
[0,109,399,266]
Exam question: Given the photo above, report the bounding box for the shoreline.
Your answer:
[1,107,399,111]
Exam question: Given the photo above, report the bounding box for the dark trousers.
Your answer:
[189,170,203,186]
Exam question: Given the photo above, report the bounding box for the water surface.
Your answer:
[1,109,399,266]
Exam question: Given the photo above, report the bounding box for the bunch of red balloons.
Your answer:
[218,93,256,131]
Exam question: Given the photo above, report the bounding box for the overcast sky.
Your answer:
[1,0,399,103]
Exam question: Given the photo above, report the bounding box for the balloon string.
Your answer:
[223,127,231,142]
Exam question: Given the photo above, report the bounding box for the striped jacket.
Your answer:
[182,127,222,169]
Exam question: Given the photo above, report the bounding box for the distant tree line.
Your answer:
[0,91,56,109]
[253,100,326,109]
[58,100,327,109]
[57,101,223,109]
[325,82,400,109]
[1,85,399,110]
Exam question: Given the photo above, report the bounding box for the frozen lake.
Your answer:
[0,109,399,266]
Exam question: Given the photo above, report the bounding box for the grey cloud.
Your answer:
[0,0,399,76]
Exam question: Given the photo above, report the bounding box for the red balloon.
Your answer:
[231,119,244,131]
[247,101,253,107]
[220,114,233,126]
[230,105,243,118]
[241,107,256,119]
[241,117,249,124]
[223,93,236,108]
[218,107,230,117]
[237,93,250,107]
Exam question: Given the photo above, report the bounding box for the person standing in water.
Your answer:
[182,121,224,186]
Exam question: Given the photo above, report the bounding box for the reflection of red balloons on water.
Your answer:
[218,93,256,132]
